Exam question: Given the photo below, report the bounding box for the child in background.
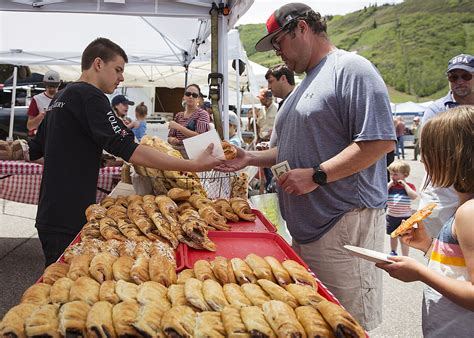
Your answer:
[387,160,418,256]
[128,102,148,141]
[377,106,474,336]
[228,111,242,148]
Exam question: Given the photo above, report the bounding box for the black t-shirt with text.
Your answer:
[29,82,138,235]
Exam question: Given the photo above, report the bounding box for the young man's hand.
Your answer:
[376,256,425,283]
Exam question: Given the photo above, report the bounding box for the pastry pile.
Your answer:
[133,136,207,196]
[81,191,255,252]
[1,254,365,338]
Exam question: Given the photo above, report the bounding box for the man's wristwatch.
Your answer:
[312,165,327,186]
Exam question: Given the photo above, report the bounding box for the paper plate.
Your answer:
[344,245,394,264]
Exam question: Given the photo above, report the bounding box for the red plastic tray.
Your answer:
[184,232,307,269]
[227,209,276,233]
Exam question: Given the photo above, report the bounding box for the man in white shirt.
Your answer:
[256,88,278,141]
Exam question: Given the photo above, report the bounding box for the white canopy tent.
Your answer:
[0,0,254,139]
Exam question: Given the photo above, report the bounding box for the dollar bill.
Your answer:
[270,160,291,179]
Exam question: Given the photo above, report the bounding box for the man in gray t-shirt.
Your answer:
[219,3,395,330]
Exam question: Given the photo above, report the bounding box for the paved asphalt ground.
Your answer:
[0,148,426,337]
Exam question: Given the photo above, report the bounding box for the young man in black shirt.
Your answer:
[28,38,222,265]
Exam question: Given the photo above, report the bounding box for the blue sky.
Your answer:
[237,0,404,25]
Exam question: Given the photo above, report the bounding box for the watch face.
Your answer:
[313,169,327,185]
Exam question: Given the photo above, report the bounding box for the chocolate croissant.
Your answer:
[316,301,365,338]
[194,311,226,338]
[137,281,169,305]
[112,256,135,282]
[58,300,91,337]
[161,305,196,338]
[20,283,51,305]
[221,306,249,337]
[149,253,177,287]
[69,276,100,306]
[132,301,169,338]
[285,284,326,306]
[211,256,237,285]
[130,254,151,285]
[116,279,139,302]
[257,279,299,309]
[202,279,230,311]
[264,256,292,286]
[50,277,74,305]
[222,283,252,309]
[0,303,38,338]
[99,280,120,305]
[245,254,276,282]
[185,278,212,311]
[240,283,271,307]
[112,301,141,337]
[240,306,275,338]
[295,306,335,338]
[230,258,257,285]
[282,260,317,288]
[24,304,60,338]
[43,262,70,285]
[193,260,217,282]
[230,198,256,221]
[89,252,117,283]
[86,301,116,338]
[262,300,306,338]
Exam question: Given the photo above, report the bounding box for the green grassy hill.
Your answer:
[238,0,474,102]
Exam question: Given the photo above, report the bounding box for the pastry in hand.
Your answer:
[50,277,74,305]
[240,306,275,338]
[257,279,298,308]
[211,256,236,285]
[20,283,51,305]
[0,303,38,338]
[282,260,317,288]
[230,198,256,221]
[99,280,120,305]
[391,202,437,238]
[213,199,239,222]
[89,252,117,283]
[264,256,292,286]
[221,306,249,337]
[67,254,93,280]
[43,262,70,285]
[316,301,365,338]
[149,253,177,287]
[194,259,217,281]
[295,306,335,338]
[86,301,116,338]
[162,305,196,338]
[223,283,252,309]
[231,258,257,285]
[132,301,169,338]
[112,301,141,337]
[245,253,275,282]
[202,279,230,311]
[25,304,60,338]
[112,256,135,282]
[69,276,100,306]
[194,311,226,338]
[185,278,212,311]
[262,300,306,338]
[285,284,325,306]
[137,281,169,305]
[58,300,91,337]
[241,283,271,307]
[222,140,237,160]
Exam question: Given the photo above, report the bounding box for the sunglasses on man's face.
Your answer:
[447,72,473,82]
[184,91,199,98]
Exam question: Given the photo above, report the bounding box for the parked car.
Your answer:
[0,106,28,140]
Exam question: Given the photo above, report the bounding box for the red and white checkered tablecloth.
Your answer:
[0,160,121,205]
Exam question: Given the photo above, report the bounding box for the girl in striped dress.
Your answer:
[377,106,474,337]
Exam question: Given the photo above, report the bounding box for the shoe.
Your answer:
[389,250,398,256]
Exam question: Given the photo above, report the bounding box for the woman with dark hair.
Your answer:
[168,84,210,158]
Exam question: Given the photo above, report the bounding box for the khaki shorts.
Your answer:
[292,208,384,331]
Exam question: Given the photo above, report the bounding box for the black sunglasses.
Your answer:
[447,72,473,82]
[184,91,199,98]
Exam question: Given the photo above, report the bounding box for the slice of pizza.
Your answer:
[391,203,437,238]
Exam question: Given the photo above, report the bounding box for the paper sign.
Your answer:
[270,160,291,178]
[183,129,225,160]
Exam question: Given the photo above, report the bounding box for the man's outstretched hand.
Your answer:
[215,147,250,172]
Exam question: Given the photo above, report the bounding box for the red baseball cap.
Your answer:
[255,3,312,52]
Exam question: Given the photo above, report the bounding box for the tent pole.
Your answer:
[218,9,229,141]
[209,3,223,139]
[235,59,242,142]
[7,66,18,141]
[184,65,189,88]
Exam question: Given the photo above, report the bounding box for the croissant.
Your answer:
[189,194,213,209]
[50,277,74,305]
[112,301,141,337]
[112,256,135,282]
[168,187,192,201]
[67,254,93,280]
[43,262,70,285]
[85,203,107,221]
[262,300,306,338]
[211,256,237,285]
[81,219,102,240]
[69,276,100,306]
[281,260,317,288]
[316,301,365,338]
[131,254,151,284]
[99,280,120,305]
[295,306,335,338]
[240,283,271,307]
[86,301,116,338]
[58,300,91,337]
[161,305,196,338]
[264,256,292,286]
[257,279,299,308]
[116,279,139,302]
[0,303,38,338]
[185,278,212,311]
[194,259,217,281]
[240,306,275,338]
[230,198,256,221]
[222,283,252,309]
[142,200,179,248]
[194,311,226,338]
[24,304,60,338]
[20,283,51,305]
[100,196,116,209]
[213,199,239,222]
[149,253,177,287]
[202,279,230,311]
[132,301,168,338]
[199,206,230,231]
[89,252,117,283]
[99,217,127,241]
[230,258,257,285]
[137,281,169,305]
[221,306,249,337]
[285,284,325,306]
[245,254,276,282]
[155,195,179,224]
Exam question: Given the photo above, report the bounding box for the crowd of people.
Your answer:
[3,1,473,335]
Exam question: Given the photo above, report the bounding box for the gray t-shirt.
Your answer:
[275,49,396,243]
